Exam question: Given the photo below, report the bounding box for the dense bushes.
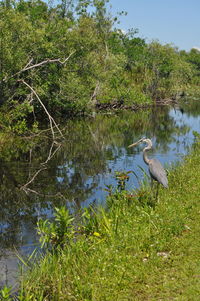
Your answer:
[0,0,199,132]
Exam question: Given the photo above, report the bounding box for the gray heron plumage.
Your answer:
[128,138,168,188]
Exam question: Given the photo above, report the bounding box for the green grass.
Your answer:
[6,138,200,300]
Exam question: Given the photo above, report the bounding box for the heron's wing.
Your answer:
[148,158,168,188]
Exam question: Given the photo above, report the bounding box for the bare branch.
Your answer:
[20,167,47,192]
[22,51,75,71]
[22,126,58,139]
[41,141,61,165]
[90,81,100,106]
[3,51,76,82]
[20,140,61,194]
[22,187,67,199]
[23,58,34,70]
[20,80,64,139]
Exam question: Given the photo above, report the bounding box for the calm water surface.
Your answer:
[1,101,200,287]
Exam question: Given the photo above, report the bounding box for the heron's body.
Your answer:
[148,158,168,188]
[129,138,168,189]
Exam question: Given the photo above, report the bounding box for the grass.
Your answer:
[3,137,200,300]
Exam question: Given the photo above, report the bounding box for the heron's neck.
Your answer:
[143,146,151,165]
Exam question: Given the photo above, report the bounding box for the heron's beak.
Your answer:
[128,138,144,148]
[128,141,139,148]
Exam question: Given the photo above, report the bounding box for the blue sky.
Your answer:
[108,0,200,51]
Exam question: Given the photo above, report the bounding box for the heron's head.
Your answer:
[128,137,152,148]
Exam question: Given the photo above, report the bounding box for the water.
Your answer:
[0,101,200,287]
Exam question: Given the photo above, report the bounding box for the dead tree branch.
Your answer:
[41,141,61,165]
[20,80,64,139]
[20,140,61,194]
[20,167,47,193]
[3,51,76,82]
[90,81,100,106]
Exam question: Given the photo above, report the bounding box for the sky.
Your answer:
[108,0,200,51]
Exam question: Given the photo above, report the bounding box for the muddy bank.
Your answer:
[95,97,179,112]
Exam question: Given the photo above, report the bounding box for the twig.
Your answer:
[23,58,34,70]
[22,126,58,139]
[90,81,100,106]
[3,51,76,82]
[41,141,61,165]
[20,140,61,193]
[20,167,47,192]
[20,80,64,139]
[21,187,67,199]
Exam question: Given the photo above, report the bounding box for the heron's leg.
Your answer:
[148,179,157,208]
[155,182,159,201]
[151,178,156,193]
[150,179,157,202]
[150,177,153,187]
[150,178,154,199]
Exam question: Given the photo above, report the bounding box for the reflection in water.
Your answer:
[0,102,200,287]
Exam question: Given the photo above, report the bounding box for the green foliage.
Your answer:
[0,101,35,134]
[186,48,200,71]
[81,206,100,236]
[141,42,193,99]
[0,286,12,300]
[181,48,200,85]
[37,206,74,249]
[115,170,131,191]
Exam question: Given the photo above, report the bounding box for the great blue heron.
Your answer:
[128,138,168,191]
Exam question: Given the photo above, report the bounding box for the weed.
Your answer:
[37,206,74,249]
[0,286,12,301]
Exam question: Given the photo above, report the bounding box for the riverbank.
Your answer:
[6,133,200,300]
[94,96,179,112]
